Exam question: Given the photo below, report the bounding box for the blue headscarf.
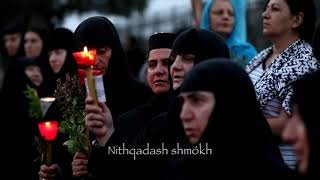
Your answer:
[200,0,257,65]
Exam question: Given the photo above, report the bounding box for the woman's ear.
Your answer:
[292,12,304,29]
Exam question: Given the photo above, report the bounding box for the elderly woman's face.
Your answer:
[95,47,112,75]
[179,91,215,144]
[147,48,171,95]
[282,105,309,174]
[262,0,302,38]
[210,0,235,36]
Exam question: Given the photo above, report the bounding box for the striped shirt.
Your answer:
[249,64,296,169]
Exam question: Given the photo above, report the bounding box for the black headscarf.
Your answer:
[146,28,232,150]
[0,57,43,130]
[292,70,320,179]
[26,27,49,62]
[49,27,78,77]
[1,57,41,97]
[74,16,132,84]
[164,29,231,143]
[0,57,44,180]
[0,21,25,59]
[171,28,230,65]
[169,28,230,95]
[74,16,151,119]
[25,27,51,87]
[178,59,285,177]
[41,27,78,97]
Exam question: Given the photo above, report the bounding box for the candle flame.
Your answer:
[45,122,51,127]
[82,46,94,61]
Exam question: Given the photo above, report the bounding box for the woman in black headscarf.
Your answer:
[37,27,78,180]
[113,32,177,148]
[72,16,152,179]
[170,59,292,179]
[282,70,320,179]
[0,21,25,68]
[0,57,43,180]
[40,27,78,97]
[138,28,230,149]
[170,28,230,92]
[0,57,43,119]
[126,29,231,180]
[24,27,52,90]
[74,16,151,119]
[0,22,25,91]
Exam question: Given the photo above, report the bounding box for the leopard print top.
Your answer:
[246,40,320,115]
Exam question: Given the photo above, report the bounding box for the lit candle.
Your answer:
[38,121,58,165]
[78,69,102,87]
[73,46,98,104]
[72,46,97,68]
[38,121,58,142]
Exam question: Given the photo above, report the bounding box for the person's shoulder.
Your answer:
[128,79,153,102]
[115,106,141,127]
[128,78,150,93]
[292,40,320,66]
[149,112,168,127]
[232,42,257,58]
[116,100,151,120]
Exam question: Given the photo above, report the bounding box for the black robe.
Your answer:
[114,94,173,148]
[74,16,152,120]
[73,16,152,179]
[166,59,288,179]
[292,70,320,179]
[0,58,44,180]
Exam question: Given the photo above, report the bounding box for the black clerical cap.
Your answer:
[148,32,176,51]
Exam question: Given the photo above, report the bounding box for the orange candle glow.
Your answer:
[38,121,58,142]
[72,46,97,68]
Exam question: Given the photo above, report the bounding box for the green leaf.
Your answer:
[55,74,91,155]
[24,85,42,119]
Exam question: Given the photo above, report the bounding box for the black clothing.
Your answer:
[74,16,152,179]
[293,70,320,179]
[114,94,172,148]
[169,59,285,179]
[170,28,230,64]
[0,58,43,180]
[139,28,232,151]
[148,33,176,51]
[41,28,78,97]
[74,16,152,120]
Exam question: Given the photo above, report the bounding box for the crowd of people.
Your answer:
[0,0,319,179]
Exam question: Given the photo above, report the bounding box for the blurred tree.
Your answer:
[1,0,54,27]
[0,0,148,28]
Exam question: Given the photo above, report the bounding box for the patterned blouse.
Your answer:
[246,39,320,115]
